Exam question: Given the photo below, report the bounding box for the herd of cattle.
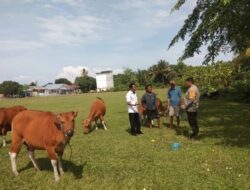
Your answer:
[0,97,165,181]
[0,98,106,181]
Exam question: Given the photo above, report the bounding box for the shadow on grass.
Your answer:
[19,158,86,179]
[197,100,250,148]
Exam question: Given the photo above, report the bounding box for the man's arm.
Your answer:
[167,90,171,110]
[178,88,182,107]
[185,88,196,109]
[141,94,146,109]
[126,93,135,106]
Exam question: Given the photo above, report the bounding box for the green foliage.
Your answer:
[55,78,72,85]
[113,68,138,91]
[169,0,250,64]
[111,58,249,100]
[75,76,96,93]
[148,60,176,85]
[29,82,37,86]
[0,80,23,96]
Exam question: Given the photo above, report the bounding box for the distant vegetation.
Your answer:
[55,78,72,85]
[113,59,250,101]
[0,59,249,101]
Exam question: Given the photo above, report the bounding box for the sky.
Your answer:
[0,0,233,84]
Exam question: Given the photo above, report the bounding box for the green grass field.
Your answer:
[0,89,249,190]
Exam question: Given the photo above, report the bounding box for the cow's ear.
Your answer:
[73,111,78,117]
[57,114,63,121]
[55,115,61,125]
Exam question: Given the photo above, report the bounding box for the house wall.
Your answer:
[96,72,114,91]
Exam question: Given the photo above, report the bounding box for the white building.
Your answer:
[96,70,114,92]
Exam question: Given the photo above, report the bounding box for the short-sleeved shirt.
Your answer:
[168,86,182,107]
[126,90,139,113]
[141,92,157,111]
[185,84,200,112]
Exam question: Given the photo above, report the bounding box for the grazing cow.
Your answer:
[9,110,78,181]
[83,98,107,134]
[0,106,27,147]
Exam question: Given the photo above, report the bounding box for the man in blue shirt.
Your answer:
[167,80,182,129]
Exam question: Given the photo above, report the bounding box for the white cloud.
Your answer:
[0,40,45,51]
[56,66,124,82]
[38,15,109,45]
[56,66,88,82]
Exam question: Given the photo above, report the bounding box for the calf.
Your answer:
[0,105,27,147]
[9,110,78,181]
[83,98,107,134]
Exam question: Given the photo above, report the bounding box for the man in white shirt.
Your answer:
[126,83,143,136]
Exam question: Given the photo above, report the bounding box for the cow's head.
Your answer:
[57,111,78,140]
[83,118,91,134]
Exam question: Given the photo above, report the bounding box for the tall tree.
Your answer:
[75,76,96,93]
[148,60,175,85]
[81,68,89,77]
[169,0,250,64]
[55,78,72,85]
[0,81,23,96]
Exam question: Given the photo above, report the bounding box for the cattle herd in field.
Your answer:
[0,97,165,181]
[0,98,107,181]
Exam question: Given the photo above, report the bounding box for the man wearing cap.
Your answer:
[167,80,182,129]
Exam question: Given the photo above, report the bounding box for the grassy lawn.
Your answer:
[0,89,249,190]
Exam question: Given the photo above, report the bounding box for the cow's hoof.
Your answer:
[13,172,19,177]
[59,169,64,176]
[54,177,60,182]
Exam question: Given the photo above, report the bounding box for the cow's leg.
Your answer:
[100,116,107,130]
[95,118,98,130]
[9,152,19,176]
[47,147,60,181]
[1,127,6,147]
[27,150,40,171]
[9,134,23,176]
[57,152,64,176]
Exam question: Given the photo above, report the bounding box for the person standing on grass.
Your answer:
[184,77,200,140]
[167,80,182,129]
[126,83,143,136]
[141,84,161,128]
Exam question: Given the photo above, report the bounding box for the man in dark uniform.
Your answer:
[141,84,161,128]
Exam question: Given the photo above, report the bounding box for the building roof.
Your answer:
[96,70,113,75]
[31,84,79,91]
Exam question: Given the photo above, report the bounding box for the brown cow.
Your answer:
[0,105,27,147]
[9,110,78,181]
[138,98,166,124]
[83,98,107,134]
[156,98,166,116]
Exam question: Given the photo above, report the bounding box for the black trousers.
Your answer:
[187,112,199,137]
[128,113,141,134]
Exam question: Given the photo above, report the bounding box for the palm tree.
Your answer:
[81,68,88,77]
[148,60,175,85]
